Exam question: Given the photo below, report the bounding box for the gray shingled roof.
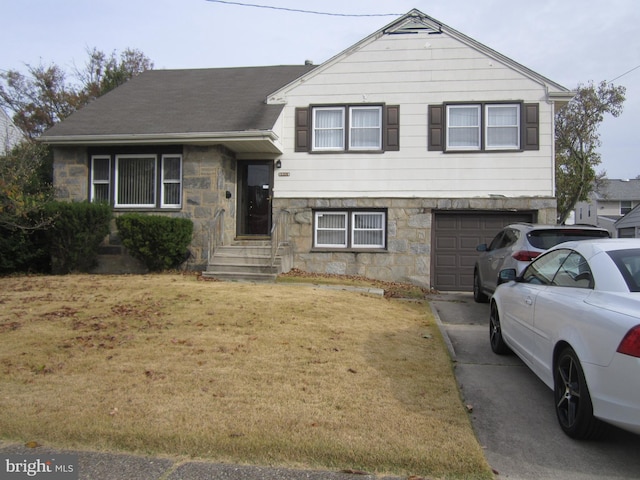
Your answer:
[42,65,316,139]
[593,179,640,201]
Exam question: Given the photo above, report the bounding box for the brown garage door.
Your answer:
[432,211,534,291]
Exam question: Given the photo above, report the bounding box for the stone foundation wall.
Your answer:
[273,196,556,288]
[52,145,238,273]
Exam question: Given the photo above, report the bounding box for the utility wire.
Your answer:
[608,64,640,83]
[205,0,402,17]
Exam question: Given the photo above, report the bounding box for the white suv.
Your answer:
[473,223,610,303]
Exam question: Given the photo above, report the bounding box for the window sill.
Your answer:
[311,248,387,253]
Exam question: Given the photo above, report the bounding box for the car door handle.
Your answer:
[525,296,533,305]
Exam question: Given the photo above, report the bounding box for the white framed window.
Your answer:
[91,152,182,209]
[311,105,384,152]
[312,107,345,151]
[621,201,633,215]
[486,104,520,149]
[314,210,386,249]
[351,212,385,248]
[315,212,348,248]
[349,106,382,150]
[161,155,182,208]
[90,155,111,203]
[446,105,481,150]
[445,103,522,151]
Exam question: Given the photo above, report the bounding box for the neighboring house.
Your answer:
[574,179,640,237]
[0,108,23,154]
[40,9,573,291]
[615,204,640,238]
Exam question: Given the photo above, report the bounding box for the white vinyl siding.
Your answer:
[315,210,386,249]
[275,29,560,198]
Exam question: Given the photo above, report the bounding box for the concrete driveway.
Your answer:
[429,292,640,480]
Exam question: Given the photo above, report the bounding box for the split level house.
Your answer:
[41,9,574,291]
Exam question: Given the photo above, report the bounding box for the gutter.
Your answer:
[38,130,281,148]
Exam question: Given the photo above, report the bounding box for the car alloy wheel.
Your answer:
[489,302,509,354]
[553,347,605,439]
[473,270,489,303]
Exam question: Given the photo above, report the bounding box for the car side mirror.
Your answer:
[497,269,517,285]
[476,244,488,252]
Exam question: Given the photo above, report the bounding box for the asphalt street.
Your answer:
[429,292,640,480]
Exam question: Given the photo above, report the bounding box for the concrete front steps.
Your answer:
[202,240,291,282]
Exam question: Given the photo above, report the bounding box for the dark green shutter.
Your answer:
[428,105,444,151]
[523,103,539,150]
[384,105,400,151]
[295,107,310,152]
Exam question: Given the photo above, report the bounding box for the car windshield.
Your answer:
[527,229,609,250]
[607,248,640,292]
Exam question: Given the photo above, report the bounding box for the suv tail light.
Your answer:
[617,325,640,358]
[512,250,541,262]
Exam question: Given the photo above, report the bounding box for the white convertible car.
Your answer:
[490,239,640,439]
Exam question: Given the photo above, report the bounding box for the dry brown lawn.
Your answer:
[0,274,492,479]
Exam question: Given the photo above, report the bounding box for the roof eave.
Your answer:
[39,131,283,154]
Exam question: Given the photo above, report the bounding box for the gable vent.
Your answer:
[384,14,442,35]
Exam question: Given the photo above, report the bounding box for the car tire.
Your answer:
[554,347,606,440]
[473,270,489,303]
[489,301,510,355]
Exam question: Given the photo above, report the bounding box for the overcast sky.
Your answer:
[2,0,638,179]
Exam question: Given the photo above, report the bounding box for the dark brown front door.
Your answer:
[237,161,272,236]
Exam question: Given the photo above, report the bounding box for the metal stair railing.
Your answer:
[270,209,290,267]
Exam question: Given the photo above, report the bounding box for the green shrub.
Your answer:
[115,214,193,272]
[45,201,112,274]
[0,227,50,274]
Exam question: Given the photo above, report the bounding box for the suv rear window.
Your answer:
[527,229,610,250]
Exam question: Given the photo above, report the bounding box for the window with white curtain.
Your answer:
[90,152,183,209]
[313,107,345,150]
[486,104,520,149]
[350,106,382,150]
[312,105,383,151]
[314,210,386,249]
[446,103,521,151]
[447,105,480,150]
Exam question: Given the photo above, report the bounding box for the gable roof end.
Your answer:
[269,9,573,103]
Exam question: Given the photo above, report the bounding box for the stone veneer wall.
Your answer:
[52,145,237,273]
[272,196,556,288]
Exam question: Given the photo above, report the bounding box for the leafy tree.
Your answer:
[76,47,154,101]
[0,48,153,139]
[555,81,626,224]
[0,141,54,231]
